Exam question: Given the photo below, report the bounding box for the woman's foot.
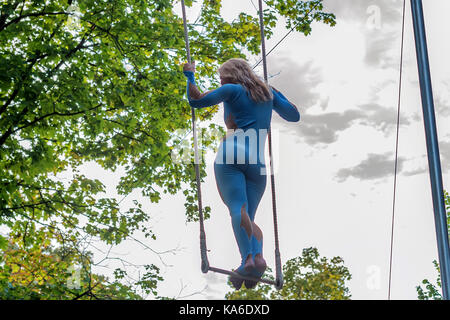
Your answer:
[254,254,267,276]
[244,255,266,289]
[244,254,255,272]
[244,279,258,289]
[229,256,254,290]
[229,276,244,290]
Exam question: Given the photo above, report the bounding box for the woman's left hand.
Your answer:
[183,61,196,73]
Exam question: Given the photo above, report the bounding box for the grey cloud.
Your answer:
[290,103,408,146]
[335,140,450,182]
[363,29,399,69]
[439,140,450,173]
[435,94,450,118]
[358,102,410,133]
[320,96,330,110]
[323,0,403,70]
[410,93,450,122]
[267,56,324,111]
[335,152,406,182]
[401,140,450,176]
[297,109,363,145]
[402,166,427,177]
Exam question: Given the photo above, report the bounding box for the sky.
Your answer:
[75,0,450,300]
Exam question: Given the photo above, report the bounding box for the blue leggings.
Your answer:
[213,139,267,270]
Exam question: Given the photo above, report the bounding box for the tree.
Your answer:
[0,225,160,299]
[0,0,336,298]
[225,247,352,300]
[416,190,450,300]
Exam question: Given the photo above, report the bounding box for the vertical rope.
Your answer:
[181,1,191,64]
[258,0,283,290]
[181,0,209,273]
[388,0,406,300]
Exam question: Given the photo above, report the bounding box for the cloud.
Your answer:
[357,102,410,133]
[323,0,404,70]
[435,94,450,118]
[264,57,396,146]
[334,139,448,181]
[401,140,450,177]
[363,29,399,69]
[402,166,427,177]
[288,103,409,146]
[296,109,363,145]
[411,93,450,122]
[371,138,450,178]
[267,56,325,111]
[335,152,406,182]
[439,140,450,173]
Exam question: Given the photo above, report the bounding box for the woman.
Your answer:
[182,58,300,290]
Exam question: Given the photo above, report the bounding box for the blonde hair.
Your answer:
[218,58,273,103]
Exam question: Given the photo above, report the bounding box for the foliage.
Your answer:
[225,247,351,300]
[416,190,450,300]
[265,0,336,35]
[0,225,162,299]
[0,0,335,298]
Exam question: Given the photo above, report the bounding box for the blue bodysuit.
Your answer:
[183,70,300,278]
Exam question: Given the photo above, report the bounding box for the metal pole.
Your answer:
[410,0,450,300]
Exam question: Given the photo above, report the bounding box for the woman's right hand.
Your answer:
[183,61,196,73]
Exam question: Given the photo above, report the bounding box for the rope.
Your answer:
[180,0,283,287]
[252,25,296,70]
[181,0,209,273]
[258,0,283,290]
[252,1,320,70]
[388,0,406,300]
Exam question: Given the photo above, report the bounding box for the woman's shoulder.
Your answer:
[222,83,243,90]
[220,83,244,100]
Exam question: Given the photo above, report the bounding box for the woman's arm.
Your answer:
[182,67,239,109]
[271,86,300,122]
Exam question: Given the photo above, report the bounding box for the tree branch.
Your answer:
[0,11,69,32]
[13,103,103,134]
[0,25,96,148]
[71,281,101,300]
[0,0,21,31]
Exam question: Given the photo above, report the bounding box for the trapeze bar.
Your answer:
[208,266,277,286]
